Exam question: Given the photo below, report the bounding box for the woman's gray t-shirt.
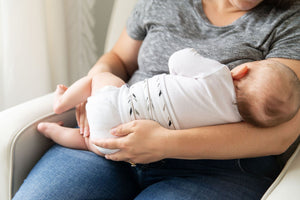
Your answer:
[126,0,300,85]
[126,0,300,164]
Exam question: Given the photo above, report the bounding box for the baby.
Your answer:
[38,48,300,155]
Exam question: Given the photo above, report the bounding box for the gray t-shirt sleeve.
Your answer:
[266,7,300,60]
[126,0,147,40]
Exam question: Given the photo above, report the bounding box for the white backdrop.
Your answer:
[0,0,104,111]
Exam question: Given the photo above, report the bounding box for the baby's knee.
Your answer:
[92,72,125,88]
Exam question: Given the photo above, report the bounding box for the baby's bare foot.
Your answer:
[55,84,68,98]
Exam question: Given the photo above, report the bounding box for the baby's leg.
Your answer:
[53,73,125,114]
[37,122,88,150]
[37,122,107,156]
[90,72,125,95]
[86,73,125,155]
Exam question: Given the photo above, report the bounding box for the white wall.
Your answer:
[0,0,115,111]
[94,0,115,56]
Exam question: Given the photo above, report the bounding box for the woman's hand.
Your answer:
[75,101,90,137]
[92,120,172,164]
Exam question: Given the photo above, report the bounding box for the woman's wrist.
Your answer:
[160,129,183,160]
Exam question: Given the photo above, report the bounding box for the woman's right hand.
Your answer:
[76,101,90,137]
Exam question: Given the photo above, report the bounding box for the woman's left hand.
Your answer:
[92,120,172,164]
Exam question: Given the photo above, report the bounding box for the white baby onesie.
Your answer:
[164,48,242,129]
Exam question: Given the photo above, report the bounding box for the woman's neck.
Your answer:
[202,0,248,26]
[203,0,241,12]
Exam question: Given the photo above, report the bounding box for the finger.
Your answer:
[75,103,84,134]
[75,105,81,130]
[92,138,122,150]
[104,151,129,162]
[110,121,137,136]
[83,118,90,137]
[79,103,86,134]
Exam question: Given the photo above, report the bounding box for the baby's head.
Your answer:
[232,60,300,127]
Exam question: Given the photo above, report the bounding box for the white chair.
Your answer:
[1,0,299,199]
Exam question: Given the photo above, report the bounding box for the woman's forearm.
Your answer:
[87,29,142,82]
[165,110,300,160]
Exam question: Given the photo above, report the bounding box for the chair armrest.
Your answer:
[0,93,77,200]
[261,143,300,200]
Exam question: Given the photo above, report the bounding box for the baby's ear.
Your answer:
[231,65,248,80]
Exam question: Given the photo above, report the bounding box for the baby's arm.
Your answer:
[54,72,126,114]
[168,48,226,78]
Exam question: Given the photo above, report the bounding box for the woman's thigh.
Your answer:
[135,174,270,200]
[13,145,139,200]
[134,158,279,200]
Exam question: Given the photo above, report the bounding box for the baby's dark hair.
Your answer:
[236,60,300,127]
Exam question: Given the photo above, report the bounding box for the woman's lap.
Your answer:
[13,145,280,200]
[13,145,139,200]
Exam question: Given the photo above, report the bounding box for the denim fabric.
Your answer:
[13,145,280,200]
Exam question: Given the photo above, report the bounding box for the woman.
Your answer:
[14,0,300,199]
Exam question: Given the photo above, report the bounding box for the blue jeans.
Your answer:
[13,145,280,200]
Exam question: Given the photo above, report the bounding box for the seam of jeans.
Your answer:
[237,159,246,173]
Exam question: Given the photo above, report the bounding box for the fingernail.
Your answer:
[80,127,83,135]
